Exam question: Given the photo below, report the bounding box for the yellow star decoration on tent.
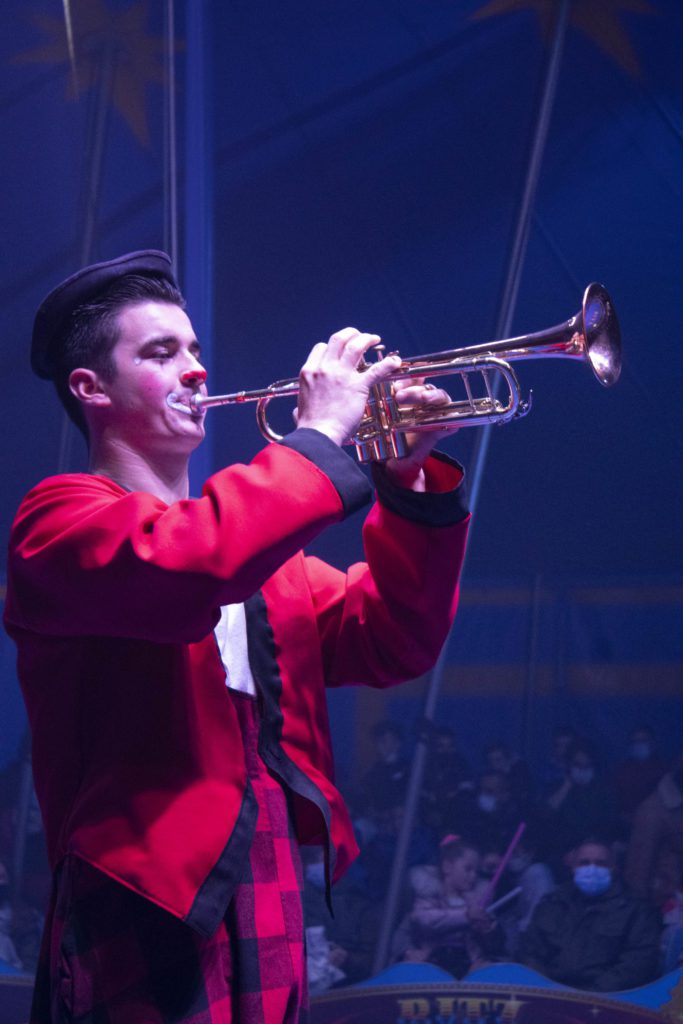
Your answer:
[14,0,171,146]
[471,0,657,78]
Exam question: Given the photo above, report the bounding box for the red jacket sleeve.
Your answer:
[305,456,470,687]
[6,443,354,644]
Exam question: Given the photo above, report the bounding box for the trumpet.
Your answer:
[172,283,621,463]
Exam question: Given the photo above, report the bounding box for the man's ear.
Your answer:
[68,368,111,409]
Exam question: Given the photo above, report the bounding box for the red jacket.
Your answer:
[4,431,468,936]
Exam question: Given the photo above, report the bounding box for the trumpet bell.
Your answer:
[582,282,621,387]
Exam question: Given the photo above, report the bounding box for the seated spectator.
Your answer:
[661,887,683,974]
[302,846,380,985]
[478,840,504,890]
[624,758,683,903]
[610,726,668,830]
[497,829,555,958]
[356,802,437,902]
[356,720,410,818]
[519,837,661,992]
[545,741,618,860]
[420,726,472,832]
[459,770,522,851]
[484,741,533,807]
[539,725,578,795]
[0,862,22,972]
[394,836,502,978]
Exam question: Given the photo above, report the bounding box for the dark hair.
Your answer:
[571,835,614,856]
[53,274,185,438]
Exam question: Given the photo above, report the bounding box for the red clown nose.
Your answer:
[179,369,207,386]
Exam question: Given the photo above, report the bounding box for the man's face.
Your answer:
[480,772,509,803]
[101,301,208,455]
[573,843,612,870]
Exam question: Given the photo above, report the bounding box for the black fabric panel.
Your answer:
[279,428,371,517]
[185,780,258,937]
[244,591,337,886]
[372,451,469,526]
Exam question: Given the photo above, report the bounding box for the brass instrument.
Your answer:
[178,283,621,463]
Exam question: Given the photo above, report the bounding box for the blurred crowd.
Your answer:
[1,720,682,997]
[303,721,683,995]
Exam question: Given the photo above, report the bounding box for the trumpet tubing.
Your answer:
[183,283,620,463]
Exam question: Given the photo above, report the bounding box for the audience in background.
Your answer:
[355,720,410,815]
[610,726,668,831]
[625,756,683,904]
[538,725,578,794]
[544,740,618,861]
[3,718,676,993]
[355,802,437,902]
[393,836,501,976]
[497,829,555,958]
[464,770,522,851]
[0,862,22,972]
[420,726,472,832]
[484,741,533,808]
[661,888,683,974]
[519,837,661,992]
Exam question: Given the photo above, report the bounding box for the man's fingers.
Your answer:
[392,382,451,406]
[362,353,403,387]
[326,328,383,366]
[301,341,329,372]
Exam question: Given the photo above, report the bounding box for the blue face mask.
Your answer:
[573,864,612,896]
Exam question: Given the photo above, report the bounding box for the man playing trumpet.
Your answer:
[4,251,469,1024]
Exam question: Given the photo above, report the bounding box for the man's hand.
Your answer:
[295,331,454,490]
[295,327,401,446]
[382,378,454,491]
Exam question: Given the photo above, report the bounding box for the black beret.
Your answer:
[31,250,178,380]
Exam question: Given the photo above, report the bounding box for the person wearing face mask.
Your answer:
[545,742,618,862]
[466,771,522,851]
[519,838,661,992]
[610,726,668,829]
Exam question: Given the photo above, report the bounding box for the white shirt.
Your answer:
[213,603,257,697]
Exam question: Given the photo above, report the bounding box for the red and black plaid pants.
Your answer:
[30,692,308,1023]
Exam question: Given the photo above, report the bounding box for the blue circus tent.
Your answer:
[0,0,681,773]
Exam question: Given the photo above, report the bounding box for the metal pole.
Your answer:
[468,0,572,514]
[57,42,117,474]
[184,0,214,494]
[164,0,179,268]
[522,573,543,764]
[372,0,572,973]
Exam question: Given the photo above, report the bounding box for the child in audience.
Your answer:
[395,836,501,977]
